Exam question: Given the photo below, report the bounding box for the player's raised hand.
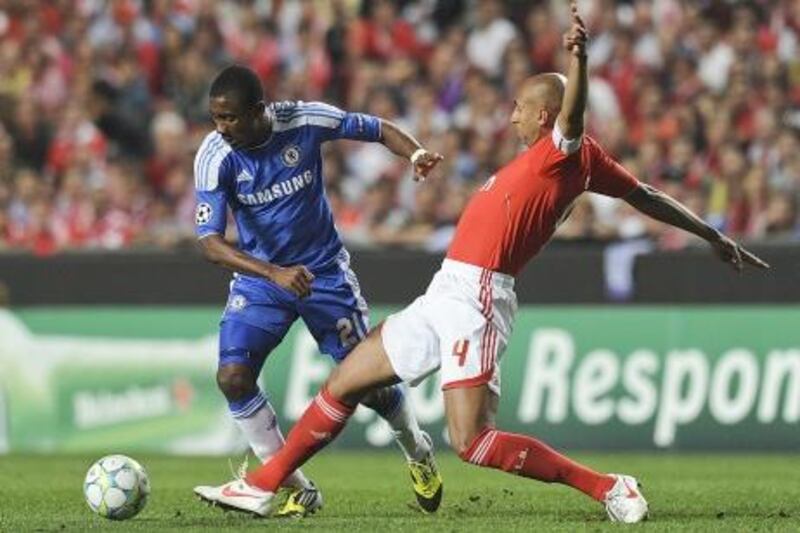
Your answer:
[563,1,588,57]
[270,265,315,298]
[711,233,770,272]
[411,148,444,182]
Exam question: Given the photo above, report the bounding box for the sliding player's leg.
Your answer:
[444,384,648,523]
[300,264,441,511]
[205,291,442,516]
[445,383,612,495]
[191,328,396,516]
[244,326,402,496]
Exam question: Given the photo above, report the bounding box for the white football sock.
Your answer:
[382,385,431,462]
[233,399,312,490]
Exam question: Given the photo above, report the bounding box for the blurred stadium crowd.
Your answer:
[0,0,797,255]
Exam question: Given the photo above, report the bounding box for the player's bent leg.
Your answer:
[444,384,499,456]
[362,384,443,513]
[326,327,402,403]
[300,263,440,511]
[218,347,312,465]
[196,408,317,516]
[216,362,257,402]
[196,322,319,516]
[361,385,430,463]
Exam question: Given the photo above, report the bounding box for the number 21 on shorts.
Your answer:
[337,313,366,348]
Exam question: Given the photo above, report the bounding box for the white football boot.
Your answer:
[194,479,276,517]
[603,474,649,523]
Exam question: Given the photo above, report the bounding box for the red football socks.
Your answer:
[460,427,615,501]
[247,388,354,492]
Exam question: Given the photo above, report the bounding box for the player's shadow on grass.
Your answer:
[441,501,602,522]
[148,514,304,529]
[656,508,795,521]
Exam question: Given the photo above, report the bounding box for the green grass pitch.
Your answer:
[1,452,798,531]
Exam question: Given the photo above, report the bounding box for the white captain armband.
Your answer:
[552,122,583,155]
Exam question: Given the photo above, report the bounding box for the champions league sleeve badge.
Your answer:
[228,294,247,311]
[195,203,213,225]
[281,145,301,167]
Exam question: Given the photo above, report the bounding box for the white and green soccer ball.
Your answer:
[83,454,150,520]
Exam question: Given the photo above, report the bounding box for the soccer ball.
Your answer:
[83,454,150,520]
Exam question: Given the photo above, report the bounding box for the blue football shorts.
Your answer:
[217,257,370,369]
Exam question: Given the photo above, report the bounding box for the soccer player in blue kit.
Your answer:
[192,65,445,516]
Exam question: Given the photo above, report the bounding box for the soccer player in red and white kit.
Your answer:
[198,2,769,522]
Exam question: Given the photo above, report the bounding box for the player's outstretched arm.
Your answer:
[624,184,770,272]
[556,1,589,140]
[198,234,314,297]
[379,119,444,181]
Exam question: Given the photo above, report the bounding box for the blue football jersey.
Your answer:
[194,101,382,274]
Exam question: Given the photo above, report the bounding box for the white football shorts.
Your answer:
[382,259,517,396]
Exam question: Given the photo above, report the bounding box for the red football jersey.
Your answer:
[447,128,639,276]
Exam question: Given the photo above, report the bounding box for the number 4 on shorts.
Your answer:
[452,339,469,367]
